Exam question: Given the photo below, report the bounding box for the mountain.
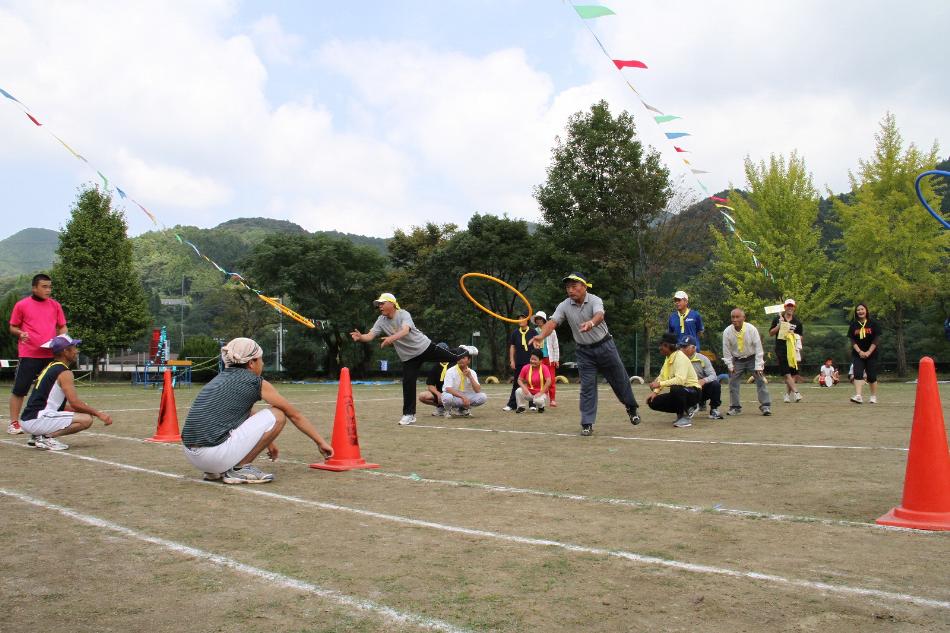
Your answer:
[213,218,389,255]
[0,228,60,278]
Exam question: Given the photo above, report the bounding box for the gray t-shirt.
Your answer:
[550,292,609,345]
[370,309,431,361]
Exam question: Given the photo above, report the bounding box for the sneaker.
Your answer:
[203,472,223,481]
[529,406,538,412]
[580,424,593,436]
[727,407,742,416]
[458,408,472,417]
[868,395,877,404]
[687,404,699,419]
[6,420,23,435]
[850,395,863,404]
[709,408,724,420]
[502,406,513,412]
[34,435,68,451]
[537,406,545,413]
[794,391,803,402]
[628,409,641,426]
[760,405,772,416]
[515,406,526,413]
[673,417,692,428]
[398,414,417,425]
[27,435,38,447]
[432,407,445,417]
[223,464,274,484]
[783,393,791,403]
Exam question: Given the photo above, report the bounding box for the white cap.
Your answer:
[673,290,688,300]
[784,298,796,306]
[459,345,478,357]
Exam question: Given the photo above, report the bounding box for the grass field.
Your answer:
[2,378,949,632]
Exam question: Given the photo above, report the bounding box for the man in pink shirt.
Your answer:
[7,274,68,434]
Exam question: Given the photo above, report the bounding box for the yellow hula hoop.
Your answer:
[459,272,532,324]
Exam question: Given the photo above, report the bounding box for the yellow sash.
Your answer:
[439,362,449,381]
[527,365,543,391]
[519,326,529,350]
[735,324,745,354]
[780,317,798,370]
[858,320,868,340]
[678,309,688,333]
[455,365,466,392]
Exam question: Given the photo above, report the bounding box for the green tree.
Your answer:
[834,113,946,375]
[534,100,672,359]
[0,290,20,359]
[710,153,835,320]
[52,185,151,378]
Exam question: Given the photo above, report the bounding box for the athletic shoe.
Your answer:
[727,407,742,416]
[850,395,863,404]
[516,406,526,414]
[529,406,538,412]
[27,435,37,447]
[432,407,445,417]
[6,420,23,435]
[398,414,417,425]
[457,408,472,417]
[203,472,223,481]
[502,406,513,412]
[673,417,692,428]
[628,409,641,426]
[709,408,724,420]
[760,405,772,416]
[783,393,791,403]
[537,406,545,413]
[580,424,593,436]
[34,435,68,451]
[223,464,274,484]
[687,404,699,419]
[794,391,803,402]
[868,395,877,404]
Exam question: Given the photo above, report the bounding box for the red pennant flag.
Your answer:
[613,59,648,70]
[26,113,42,126]
[674,146,688,153]
[711,196,729,203]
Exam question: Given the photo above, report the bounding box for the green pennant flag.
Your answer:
[574,5,615,19]
[654,115,681,124]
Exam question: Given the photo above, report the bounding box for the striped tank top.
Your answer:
[181,367,263,447]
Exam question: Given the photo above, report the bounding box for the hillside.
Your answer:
[0,228,59,278]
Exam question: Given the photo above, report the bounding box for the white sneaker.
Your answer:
[794,391,803,402]
[529,406,538,412]
[868,395,877,404]
[6,421,23,435]
[432,407,445,417]
[783,393,791,403]
[502,406,513,412]
[673,417,692,428]
[398,414,417,425]
[34,435,68,451]
[850,395,863,404]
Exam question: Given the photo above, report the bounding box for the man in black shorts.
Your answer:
[7,274,68,435]
[769,298,804,404]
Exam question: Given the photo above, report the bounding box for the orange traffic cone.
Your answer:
[146,369,182,443]
[876,357,950,530]
[310,368,378,471]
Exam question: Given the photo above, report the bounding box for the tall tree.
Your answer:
[709,153,835,320]
[0,290,20,359]
[834,113,946,375]
[534,100,671,362]
[52,185,151,377]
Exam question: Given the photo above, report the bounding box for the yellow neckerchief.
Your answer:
[781,315,798,370]
[455,365,467,392]
[678,309,689,333]
[658,351,678,383]
[735,323,745,354]
[34,360,69,388]
[438,362,449,381]
[858,319,868,340]
[527,364,541,391]
[519,326,529,350]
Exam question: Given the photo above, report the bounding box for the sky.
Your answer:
[1,0,947,240]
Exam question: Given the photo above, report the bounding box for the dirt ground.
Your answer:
[1,378,948,632]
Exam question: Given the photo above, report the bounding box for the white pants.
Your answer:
[515,389,548,409]
[441,392,487,409]
[182,409,276,474]
[20,411,74,436]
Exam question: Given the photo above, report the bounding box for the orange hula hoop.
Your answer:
[459,272,532,324]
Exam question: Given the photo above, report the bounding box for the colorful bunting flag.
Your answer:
[612,59,647,70]
[711,196,729,203]
[654,115,680,124]
[665,132,689,139]
[574,5,616,19]
[674,146,688,153]
[0,87,22,103]
[26,113,41,126]
[690,168,709,174]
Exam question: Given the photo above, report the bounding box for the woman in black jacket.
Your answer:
[848,303,881,404]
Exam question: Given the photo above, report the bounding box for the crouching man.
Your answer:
[515,349,552,413]
[440,346,486,417]
[20,335,113,451]
[182,337,333,484]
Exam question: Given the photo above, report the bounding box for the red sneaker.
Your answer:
[6,420,23,435]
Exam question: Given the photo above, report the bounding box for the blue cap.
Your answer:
[678,334,698,348]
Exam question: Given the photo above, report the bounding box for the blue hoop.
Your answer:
[914,170,950,230]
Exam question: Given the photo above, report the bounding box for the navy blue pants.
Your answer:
[576,338,638,426]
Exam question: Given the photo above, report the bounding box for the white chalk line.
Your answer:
[100,396,404,414]
[406,424,909,452]
[69,432,920,533]
[3,442,947,610]
[0,487,469,633]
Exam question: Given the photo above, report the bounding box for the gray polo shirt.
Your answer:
[370,309,431,361]
[550,292,610,345]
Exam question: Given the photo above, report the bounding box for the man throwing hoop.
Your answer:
[531,272,640,436]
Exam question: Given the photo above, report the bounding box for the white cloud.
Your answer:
[249,15,303,65]
[115,148,232,209]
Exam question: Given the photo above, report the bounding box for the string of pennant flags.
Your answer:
[570,3,777,283]
[0,86,325,329]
